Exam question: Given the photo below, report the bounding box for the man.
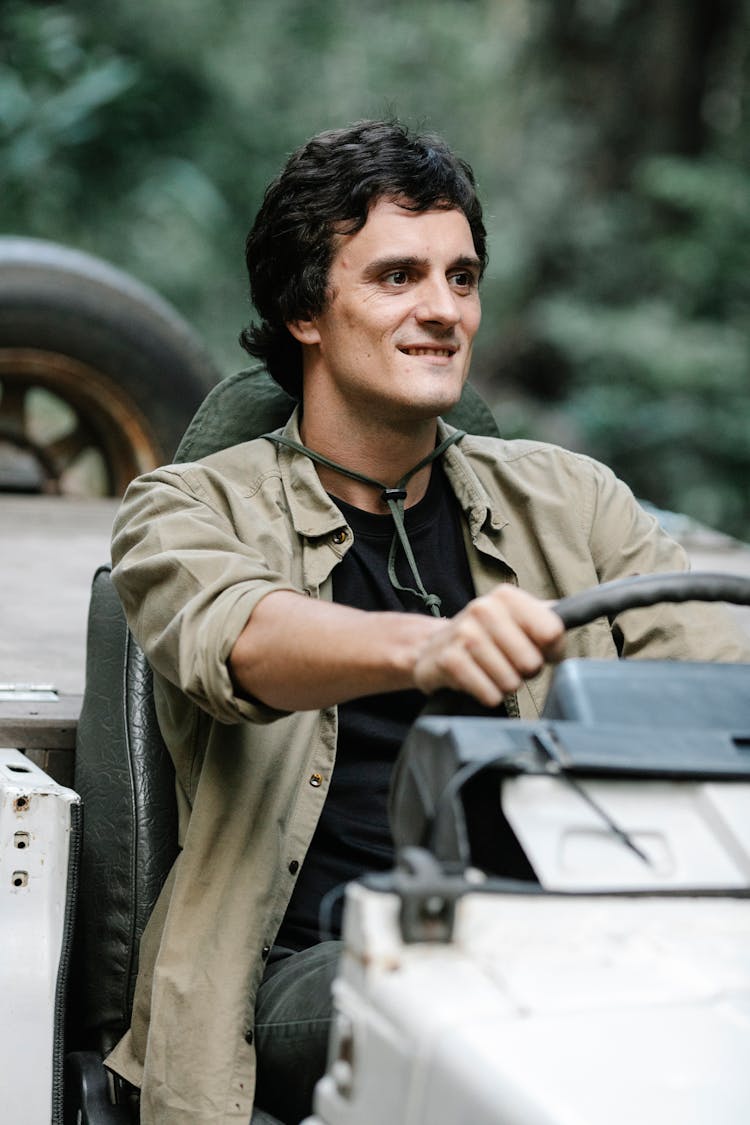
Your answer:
[108,121,748,1125]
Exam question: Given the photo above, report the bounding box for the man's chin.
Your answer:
[353,370,468,427]
[387,391,464,427]
[412,375,466,416]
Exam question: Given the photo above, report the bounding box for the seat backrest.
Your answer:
[69,365,500,1056]
[70,564,178,1057]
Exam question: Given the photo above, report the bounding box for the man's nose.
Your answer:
[414,276,461,327]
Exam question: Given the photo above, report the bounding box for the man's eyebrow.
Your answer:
[450,254,483,274]
[362,255,426,279]
[363,253,482,278]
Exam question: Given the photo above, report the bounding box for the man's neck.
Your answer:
[299,406,439,514]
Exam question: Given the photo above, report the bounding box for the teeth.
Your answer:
[403,347,453,356]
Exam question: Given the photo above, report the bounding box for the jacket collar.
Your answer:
[273,408,350,538]
[438,418,509,540]
[271,408,509,540]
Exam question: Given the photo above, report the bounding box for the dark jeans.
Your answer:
[253,940,342,1125]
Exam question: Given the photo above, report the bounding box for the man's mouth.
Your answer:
[399,345,457,357]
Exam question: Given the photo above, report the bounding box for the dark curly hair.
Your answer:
[239,120,487,398]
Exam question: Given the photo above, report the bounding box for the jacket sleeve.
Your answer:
[110,465,300,724]
[584,457,750,662]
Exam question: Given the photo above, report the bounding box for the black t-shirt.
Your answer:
[274,462,476,953]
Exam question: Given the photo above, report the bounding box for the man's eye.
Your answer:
[451,271,476,290]
[384,270,409,286]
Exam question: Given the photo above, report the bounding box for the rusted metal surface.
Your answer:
[0,348,162,495]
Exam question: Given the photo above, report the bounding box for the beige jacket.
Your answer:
[108,410,748,1123]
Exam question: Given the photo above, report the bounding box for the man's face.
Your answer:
[291,198,482,425]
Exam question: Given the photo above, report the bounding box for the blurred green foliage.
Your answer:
[1,0,749,535]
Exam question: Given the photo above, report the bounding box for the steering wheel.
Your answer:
[423,571,750,718]
[553,570,750,629]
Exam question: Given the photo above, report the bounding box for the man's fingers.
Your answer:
[462,585,564,676]
[413,584,566,703]
[439,623,525,696]
[422,641,507,707]
[485,585,566,648]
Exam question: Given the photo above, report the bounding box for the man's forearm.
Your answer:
[229,590,440,711]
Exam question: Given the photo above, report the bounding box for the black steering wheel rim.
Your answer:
[553,571,750,630]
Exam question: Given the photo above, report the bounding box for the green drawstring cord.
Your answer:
[262,429,466,618]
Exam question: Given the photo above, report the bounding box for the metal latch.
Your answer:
[363,847,476,944]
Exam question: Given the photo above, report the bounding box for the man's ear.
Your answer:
[287,318,321,346]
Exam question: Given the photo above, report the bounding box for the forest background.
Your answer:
[2,0,749,537]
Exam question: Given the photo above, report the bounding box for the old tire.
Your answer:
[0,237,220,495]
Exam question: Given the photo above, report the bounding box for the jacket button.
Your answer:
[309,772,323,787]
[245,1029,254,1045]
[332,529,347,545]
[261,945,270,959]
[288,859,299,874]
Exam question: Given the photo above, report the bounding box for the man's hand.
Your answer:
[412,585,565,708]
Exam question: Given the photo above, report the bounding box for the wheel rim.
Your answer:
[0,348,163,496]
